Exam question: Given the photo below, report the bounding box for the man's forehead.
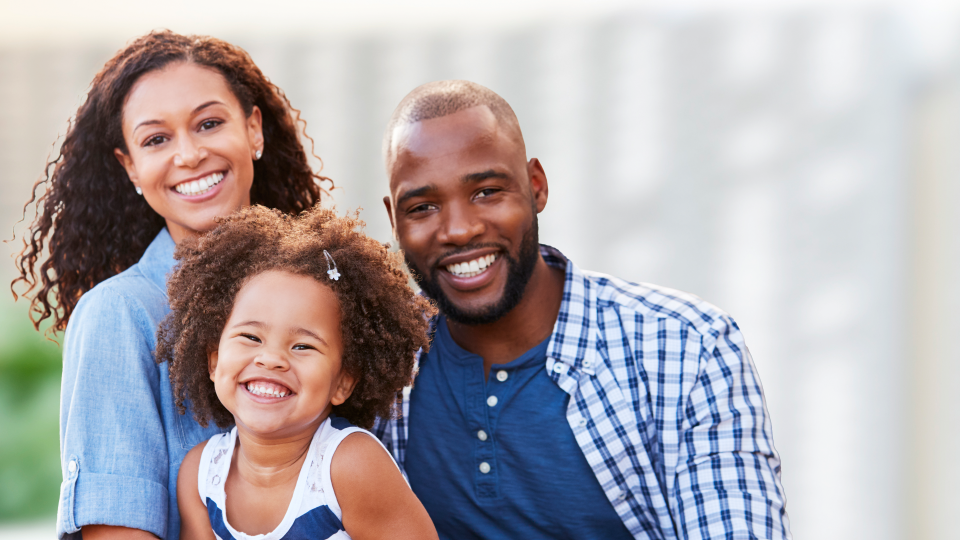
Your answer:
[390,105,502,159]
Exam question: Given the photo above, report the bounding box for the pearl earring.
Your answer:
[135,186,142,196]
[255,149,262,160]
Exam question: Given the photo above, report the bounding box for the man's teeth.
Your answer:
[245,381,291,398]
[446,254,497,278]
[174,172,224,196]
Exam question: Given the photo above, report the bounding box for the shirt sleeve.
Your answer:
[57,285,169,539]
[673,315,791,539]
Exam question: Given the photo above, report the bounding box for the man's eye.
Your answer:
[143,135,167,147]
[475,188,499,199]
[199,119,223,131]
[407,203,436,214]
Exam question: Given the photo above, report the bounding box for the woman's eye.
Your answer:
[199,119,223,131]
[143,135,167,147]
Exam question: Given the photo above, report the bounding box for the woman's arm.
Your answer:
[177,442,216,540]
[58,286,171,538]
[332,433,438,540]
[81,526,159,540]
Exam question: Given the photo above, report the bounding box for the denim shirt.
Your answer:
[57,229,223,539]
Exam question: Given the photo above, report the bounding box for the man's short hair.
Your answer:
[383,80,523,163]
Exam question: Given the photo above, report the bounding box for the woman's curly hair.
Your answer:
[156,205,436,430]
[12,30,331,334]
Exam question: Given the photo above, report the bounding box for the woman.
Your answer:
[12,30,330,540]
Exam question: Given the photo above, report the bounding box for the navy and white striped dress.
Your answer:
[199,416,389,540]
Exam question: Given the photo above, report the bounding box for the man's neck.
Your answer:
[445,255,565,377]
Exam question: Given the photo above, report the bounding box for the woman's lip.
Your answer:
[240,381,295,404]
[171,172,226,202]
[438,256,501,292]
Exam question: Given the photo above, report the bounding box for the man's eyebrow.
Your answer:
[396,184,437,207]
[292,327,329,347]
[462,170,508,183]
[132,101,225,134]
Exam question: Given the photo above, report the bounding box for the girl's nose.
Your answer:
[254,350,289,370]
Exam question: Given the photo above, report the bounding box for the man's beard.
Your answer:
[407,216,540,326]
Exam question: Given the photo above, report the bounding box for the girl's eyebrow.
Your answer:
[232,320,265,329]
[293,328,328,347]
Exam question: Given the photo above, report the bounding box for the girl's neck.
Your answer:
[232,416,325,488]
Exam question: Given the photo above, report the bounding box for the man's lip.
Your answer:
[436,248,501,268]
[438,255,502,291]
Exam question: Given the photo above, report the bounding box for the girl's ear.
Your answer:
[330,370,358,407]
[208,350,219,381]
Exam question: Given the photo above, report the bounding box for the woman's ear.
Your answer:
[208,350,219,381]
[330,370,358,407]
[247,106,264,158]
[114,148,140,191]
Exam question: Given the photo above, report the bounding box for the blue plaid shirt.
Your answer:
[375,245,791,539]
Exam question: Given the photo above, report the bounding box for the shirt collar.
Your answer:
[138,228,176,298]
[541,245,600,374]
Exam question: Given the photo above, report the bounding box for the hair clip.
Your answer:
[324,250,340,281]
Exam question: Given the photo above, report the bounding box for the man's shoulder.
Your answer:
[581,269,730,335]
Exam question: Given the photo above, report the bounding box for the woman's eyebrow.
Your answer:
[132,101,226,134]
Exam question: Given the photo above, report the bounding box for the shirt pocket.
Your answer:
[176,400,223,450]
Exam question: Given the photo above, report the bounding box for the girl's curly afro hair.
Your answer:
[156,205,435,430]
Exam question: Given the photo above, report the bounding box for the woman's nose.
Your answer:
[173,134,207,168]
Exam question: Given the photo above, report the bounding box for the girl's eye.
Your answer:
[143,135,167,147]
[199,119,223,131]
[292,344,315,351]
[241,333,261,343]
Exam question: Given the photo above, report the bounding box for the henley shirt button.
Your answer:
[496,370,509,382]
[477,430,488,441]
[479,462,491,474]
[487,395,498,407]
[67,460,77,473]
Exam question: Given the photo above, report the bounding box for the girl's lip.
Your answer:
[171,171,227,202]
[240,381,295,404]
[438,255,501,292]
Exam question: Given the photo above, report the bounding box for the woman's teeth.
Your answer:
[245,381,291,398]
[174,172,224,196]
[446,254,497,278]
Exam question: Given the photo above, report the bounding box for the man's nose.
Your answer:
[437,203,485,245]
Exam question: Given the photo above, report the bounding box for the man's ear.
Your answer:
[383,196,397,238]
[208,350,219,381]
[527,158,549,213]
[330,370,358,407]
[114,148,140,192]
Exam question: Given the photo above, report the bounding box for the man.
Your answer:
[375,80,791,539]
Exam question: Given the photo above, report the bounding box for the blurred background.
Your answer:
[1,0,958,538]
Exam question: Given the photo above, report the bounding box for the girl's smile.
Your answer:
[208,270,356,438]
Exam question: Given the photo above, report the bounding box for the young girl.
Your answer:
[157,205,438,540]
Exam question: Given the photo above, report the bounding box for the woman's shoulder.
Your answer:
[70,263,167,328]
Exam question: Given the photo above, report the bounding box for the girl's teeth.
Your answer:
[245,381,290,398]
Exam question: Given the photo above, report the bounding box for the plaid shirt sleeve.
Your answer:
[673,314,790,539]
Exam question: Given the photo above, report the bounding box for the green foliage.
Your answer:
[0,312,62,521]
